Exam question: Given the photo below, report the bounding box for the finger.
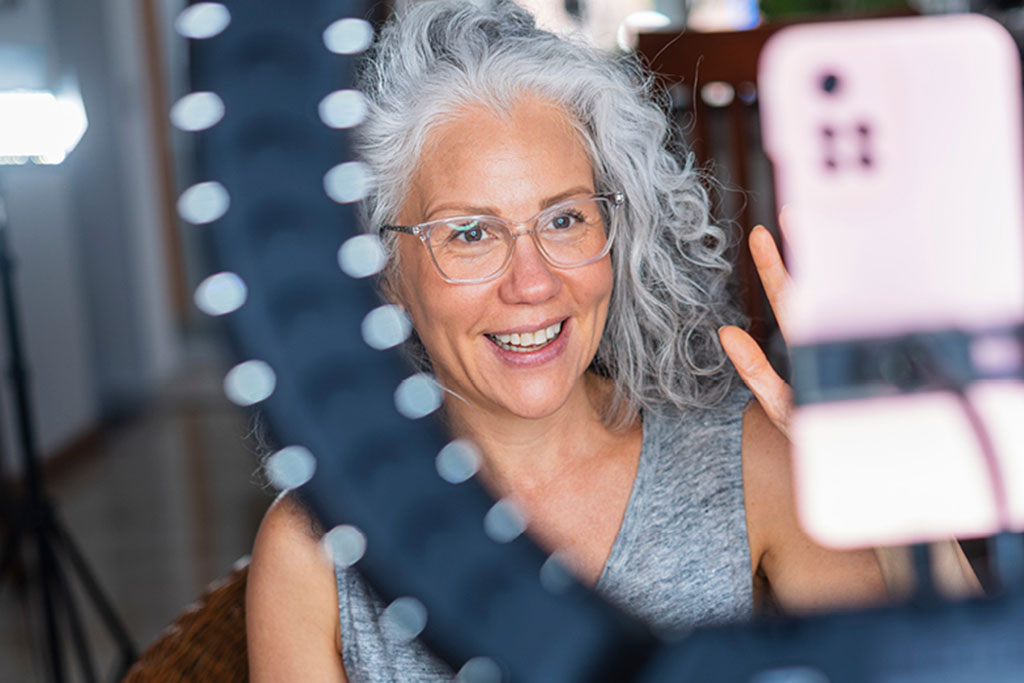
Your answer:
[719,325,792,439]
[749,225,792,340]
[778,204,793,241]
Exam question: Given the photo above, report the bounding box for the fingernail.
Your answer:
[778,205,791,226]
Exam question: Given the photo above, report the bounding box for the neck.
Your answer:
[442,373,617,497]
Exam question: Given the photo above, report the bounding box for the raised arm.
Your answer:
[725,223,980,607]
[742,400,888,612]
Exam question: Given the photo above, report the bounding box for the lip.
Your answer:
[485,317,571,367]
[485,316,567,336]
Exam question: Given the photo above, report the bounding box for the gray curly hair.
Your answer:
[356,0,743,429]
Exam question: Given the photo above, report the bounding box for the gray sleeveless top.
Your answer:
[335,388,754,681]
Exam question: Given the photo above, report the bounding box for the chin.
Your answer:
[504,403,562,420]
[494,381,576,420]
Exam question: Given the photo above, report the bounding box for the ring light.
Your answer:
[174,2,1024,681]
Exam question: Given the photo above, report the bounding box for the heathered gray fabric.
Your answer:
[594,386,754,630]
[335,387,754,681]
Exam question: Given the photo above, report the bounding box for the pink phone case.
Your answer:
[758,15,1024,547]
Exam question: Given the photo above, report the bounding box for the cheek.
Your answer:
[600,263,614,299]
[395,265,484,356]
[583,264,615,349]
[586,261,615,314]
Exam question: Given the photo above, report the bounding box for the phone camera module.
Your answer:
[820,73,840,95]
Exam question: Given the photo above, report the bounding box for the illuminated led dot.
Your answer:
[323,18,374,55]
[361,304,411,350]
[265,446,316,490]
[394,373,443,419]
[750,667,831,683]
[324,525,367,567]
[381,597,427,643]
[456,657,503,683]
[170,91,225,131]
[338,234,387,278]
[483,499,527,544]
[539,553,574,595]
[194,272,247,316]
[435,440,481,484]
[174,2,231,39]
[177,181,229,225]
[318,90,368,129]
[223,360,276,406]
[324,161,371,204]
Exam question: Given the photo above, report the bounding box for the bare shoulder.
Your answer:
[254,491,324,546]
[247,492,348,682]
[739,399,788,482]
[740,400,887,614]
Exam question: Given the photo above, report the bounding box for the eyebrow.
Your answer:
[424,185,595,219]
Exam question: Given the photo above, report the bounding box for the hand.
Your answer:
[719,222,793,439]
[722,223,984,599]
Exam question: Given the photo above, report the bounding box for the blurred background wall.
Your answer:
[0,2,265,679]
[0,0,189,472]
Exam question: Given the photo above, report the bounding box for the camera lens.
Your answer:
[821,73,840,94]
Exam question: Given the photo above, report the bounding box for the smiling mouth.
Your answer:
[485,320,564,353]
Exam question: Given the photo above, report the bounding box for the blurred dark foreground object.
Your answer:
[120,550,1024,682]
[122,558,250,683]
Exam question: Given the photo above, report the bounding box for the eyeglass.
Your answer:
[380,192,624,284]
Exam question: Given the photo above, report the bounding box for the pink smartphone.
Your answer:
[758,14,1024,548]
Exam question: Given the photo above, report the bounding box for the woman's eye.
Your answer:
[549,210,585,230]
[444,220,489,244]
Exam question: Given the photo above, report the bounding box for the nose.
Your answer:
[497,232,561,305]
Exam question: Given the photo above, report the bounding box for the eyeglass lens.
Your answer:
[426,197,616,282]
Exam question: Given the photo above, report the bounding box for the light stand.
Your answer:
[0,89,136,681]
[0,191,137,682]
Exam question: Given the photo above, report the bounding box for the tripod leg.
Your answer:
[50,519,137,666]
[49,542,98,683]
[0,515,24,600]
[36,524,66,683]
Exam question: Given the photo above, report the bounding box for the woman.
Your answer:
[246,2,898,679]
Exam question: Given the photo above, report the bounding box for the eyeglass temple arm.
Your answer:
[379,224,417,235]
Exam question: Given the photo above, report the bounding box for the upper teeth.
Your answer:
[494,321,562,346]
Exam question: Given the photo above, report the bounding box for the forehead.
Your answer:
[404,97,595,218]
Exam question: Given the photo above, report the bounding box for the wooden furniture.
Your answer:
[637,25,786,343]
[637,12,913,343]
[122,559,250,683]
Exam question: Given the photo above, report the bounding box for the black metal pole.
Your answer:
[0,196,45,522]
[50,548,98,683]
[0,184,136,681]
[0,191,66,683]
[52,521,138,669]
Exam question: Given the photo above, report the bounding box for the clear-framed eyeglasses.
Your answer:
[380,192,624,284]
